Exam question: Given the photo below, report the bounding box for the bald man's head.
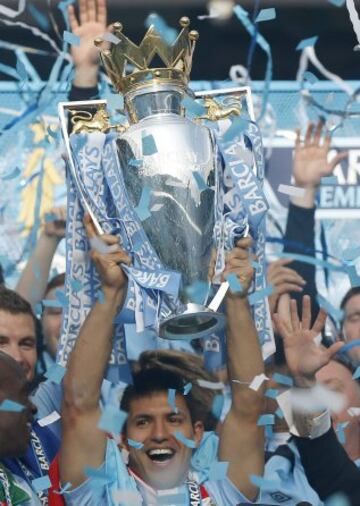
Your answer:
[0,351,35,458]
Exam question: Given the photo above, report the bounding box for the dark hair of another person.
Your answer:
[0,286,36,324]
[134,350,219,431]
[0,263,4,285]
[340,286,360,311]
[45,273,65,297]
[121,367,200,426]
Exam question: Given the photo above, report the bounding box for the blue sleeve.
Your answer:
[31,381,62,439]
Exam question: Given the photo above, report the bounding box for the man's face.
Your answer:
[342,293,360,363]
[124,391,204,490]
[0,365,36,458]
[41,286,63,359]
[0,310,37,382]
[316,360,360,458]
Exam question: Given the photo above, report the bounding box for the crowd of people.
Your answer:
[0,0,360,505]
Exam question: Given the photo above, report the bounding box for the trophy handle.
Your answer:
[208,223,250,312]
[58,100,107,236]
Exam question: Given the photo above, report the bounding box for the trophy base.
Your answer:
[159,303,226,340]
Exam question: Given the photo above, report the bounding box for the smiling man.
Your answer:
[0,288,60,505]
[60,215,266,505]
[0,287,37,383]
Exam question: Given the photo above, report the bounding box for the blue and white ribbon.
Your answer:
[214,120,274,352]
[58,132,185,380]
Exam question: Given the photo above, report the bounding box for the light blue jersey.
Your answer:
[62,434,260,506]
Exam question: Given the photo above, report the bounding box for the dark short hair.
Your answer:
[135,350,218,430]
[340,287,360,312]
[120,367,199,425]
[45,273,65,297]
[0,286,36,325]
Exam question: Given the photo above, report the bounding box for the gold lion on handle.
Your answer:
[70,107,126,134]
[197,97,242,122]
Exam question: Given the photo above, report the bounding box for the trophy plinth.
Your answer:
[159,303,225,340]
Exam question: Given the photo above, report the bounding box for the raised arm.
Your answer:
[283,121,347,320]
[60,215,130,488]
[16,207,66,310]
[219,236,265,501]
[68,0,108,90]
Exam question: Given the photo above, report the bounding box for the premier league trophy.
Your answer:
[58,16,273,368]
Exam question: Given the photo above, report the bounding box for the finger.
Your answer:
[106,251,131,265]
[329,151,348,172]
[276,283,304,295]
[295,128,301,149]
[79,0,88,24]
[84,213,97,239]
[225,248,249,264]
[312,307,327,335]
[273,313,291,340]
[223,265,253,283]
[290,299,301,331]
[68,5,79,30]
[98,233,119,245]
[97,0,107,25]
[227,257,250,269]
[326,341,345,360]
[269,269,306,285]
[323,132,332,150]
[270,258,295,268]
[277,293,292,331]
[301,295,311,330]
[304,122,314,146]
[88,0,96,22]
[235,236,253,249]
[91,250,131,266]
[313,119,324,146]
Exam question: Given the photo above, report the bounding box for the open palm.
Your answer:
[273,295,344,385]
[68,0,109,68]
[293,122,347,188]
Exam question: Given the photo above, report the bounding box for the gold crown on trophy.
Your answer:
[94,17,199,95]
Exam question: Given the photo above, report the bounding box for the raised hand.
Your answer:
[273,295,344,387]
[223,236,254,298]
[84,214,130,293]
[293,121,347,188]
[291,121,348,208]
[267,258,305,315]
[68,0,109,87]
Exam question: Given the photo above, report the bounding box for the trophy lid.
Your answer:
[94,17,199,96]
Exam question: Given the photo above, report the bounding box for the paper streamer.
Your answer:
[44,363,66,384]
[38,411,61,427]
[296,36,319,51]
[255,8,276,22]
[346,0,360,46]
[0,399,25,412]
[127,439,144,449]
[174,431,197,448]
[32,475,52,493]
[0,0,26,18]
[233,5,273,120]
[277,184,305,198]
